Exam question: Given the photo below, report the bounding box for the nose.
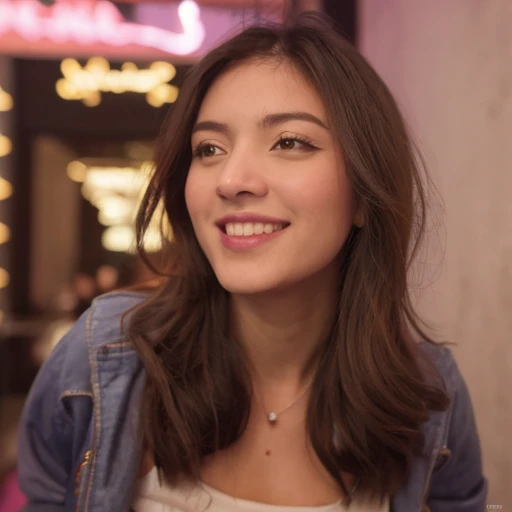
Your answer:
[216,148,268,201]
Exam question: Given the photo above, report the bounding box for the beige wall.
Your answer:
[359,0,512,507]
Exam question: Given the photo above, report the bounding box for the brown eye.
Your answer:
[202,145,217,157]
[277,138,296,150]
[194,143,222,158]
[272,137,316,152]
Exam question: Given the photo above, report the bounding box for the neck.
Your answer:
[229,273,339,388]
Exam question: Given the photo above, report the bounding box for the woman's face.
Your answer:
[185,59,357,295]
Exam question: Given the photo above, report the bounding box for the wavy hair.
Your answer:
[128,12,450,503]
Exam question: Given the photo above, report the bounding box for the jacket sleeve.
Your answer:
[426,352,488,511]
[17,310,90,511]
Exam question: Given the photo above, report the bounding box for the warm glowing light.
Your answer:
[0,222,10,244]
[56,58,179,107]
[140,227,165,253]
[146,83,180,108]
[0,177,12,200]
[0,134,12,157]
[97,196,134,226]
[67,160,87,182]
[0,268,9,289]
[0,0,205,55]
[102,224,163,253]
[102,225,136,253]
[69,160,166,253]
[81,166,147,206]
[0,87,13,112]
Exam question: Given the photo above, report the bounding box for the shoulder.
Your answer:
[17,291,149,504]
[87,290,149,348]
[417,341,472,435]
[417,341,461,396]
[44,290,149,393]
[417,342,488,507]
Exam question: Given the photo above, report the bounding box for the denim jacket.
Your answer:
[17,291,488,512]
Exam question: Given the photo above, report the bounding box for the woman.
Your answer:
[18,13,487,512]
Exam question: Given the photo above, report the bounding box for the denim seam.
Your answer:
[83,303,101,511]
[436,349,455,451]
[420,348,454,507]
[102,341,132,349]
[420,416,445,509]
[432,354,457,477]
[439,398,453,450]
[60,390,93,400]
[97,352,136,360]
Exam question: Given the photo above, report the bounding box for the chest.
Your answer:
[72,359,447,512]
[199,406,352,507]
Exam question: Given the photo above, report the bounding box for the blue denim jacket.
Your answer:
[17,292,488,512]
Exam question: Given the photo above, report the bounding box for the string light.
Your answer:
[0,78,12,300]
[0,177,12,200]
[0,268,9,289]
[56,58,180,107]
[66,160,87,183]
[0,134,12,157]
[0,87,13,112]
[0,222,10,244]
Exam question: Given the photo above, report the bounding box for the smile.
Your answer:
[218,222,289,250]
[224,222,286,237]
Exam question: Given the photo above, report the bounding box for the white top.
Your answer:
[132,467,389,512]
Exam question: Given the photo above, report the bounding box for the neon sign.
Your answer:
[56,57,180,107]
[0,0,205,56]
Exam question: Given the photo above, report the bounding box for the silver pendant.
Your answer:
[267,412,278,423]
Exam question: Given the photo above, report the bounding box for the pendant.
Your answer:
[267,412,277,424]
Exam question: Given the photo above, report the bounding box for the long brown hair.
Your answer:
[128,12,450,503]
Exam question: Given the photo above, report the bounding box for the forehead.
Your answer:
[196,59,326,122]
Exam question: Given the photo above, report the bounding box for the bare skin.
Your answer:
[140,403,355,506]
[199,398,354,506]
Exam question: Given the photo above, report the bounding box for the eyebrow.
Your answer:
[191,111,329,135]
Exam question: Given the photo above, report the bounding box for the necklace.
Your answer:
[263,380,313,425]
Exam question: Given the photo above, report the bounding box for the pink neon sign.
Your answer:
[0,0,205,56]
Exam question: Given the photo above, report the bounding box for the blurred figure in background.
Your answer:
[0,469,26,512]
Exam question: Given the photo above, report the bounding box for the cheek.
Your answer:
[184,171,204,221]
[184,180,193,218]
[184,171,215,254]
[286,173,355,229]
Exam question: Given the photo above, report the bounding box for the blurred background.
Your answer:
[0,0,509,509]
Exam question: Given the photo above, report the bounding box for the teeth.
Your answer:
[254,223,264,235]
[224,222,285,237]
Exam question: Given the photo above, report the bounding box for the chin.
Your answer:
[217,277,279,296]
[213,269,288,296]
[214,265,315,297]
[206,251,342,297]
